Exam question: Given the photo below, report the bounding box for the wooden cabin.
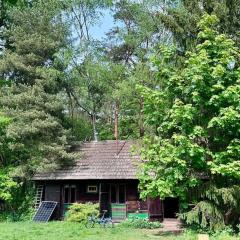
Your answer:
[33,140,179,221]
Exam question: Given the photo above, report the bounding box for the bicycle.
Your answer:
[86,210,114,228]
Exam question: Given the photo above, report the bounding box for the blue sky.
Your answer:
[89,10,116,40]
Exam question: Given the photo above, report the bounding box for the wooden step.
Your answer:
[159,218,183,234]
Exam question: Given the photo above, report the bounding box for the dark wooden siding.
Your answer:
[45,184,61,202]
[38,180,165,221]
[77,181,99,203]
[44,183,62,219]
[148,198,163,221]
[126,181,139,201]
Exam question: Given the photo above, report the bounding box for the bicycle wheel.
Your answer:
[104,218,114,228]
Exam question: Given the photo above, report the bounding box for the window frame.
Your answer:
[87,185,98,194]
[110,184,126,204]
[64,184,76,203]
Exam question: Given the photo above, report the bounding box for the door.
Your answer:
[63,185,76,204]
[148,198,163,221]
[163,197,179,218]
[110,184,126,203]
[110,184,127,221]
[99,183,110,213]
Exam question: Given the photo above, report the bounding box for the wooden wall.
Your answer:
[77,180,99,203]
[126,181,139,201]
[37,179,140,219]
[36,180,165,221]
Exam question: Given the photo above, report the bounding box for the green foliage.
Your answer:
[0,169,18,202]
[181,184,240,231]
[0,181,35,222]
[139,14,240,230]
[0,0,75,176]
[0,204,35,222]
[120,218,162,229]
[66,203,99,223]
[182,200,225,230]
[0,113,12,166]
[159,0,240,52]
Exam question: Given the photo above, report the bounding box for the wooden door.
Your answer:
[148,198,163,221]
[99,183,110,213]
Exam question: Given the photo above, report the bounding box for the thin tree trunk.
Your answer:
[139,97,145,137]
[114,100,119,153]
[114,101,119,140]
[92,113,98,142]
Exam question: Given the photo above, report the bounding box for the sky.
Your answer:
[89,10,116,40]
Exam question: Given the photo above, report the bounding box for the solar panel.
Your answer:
[33,201,58,222]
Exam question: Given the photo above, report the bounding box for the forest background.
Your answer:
[1,0,240,231]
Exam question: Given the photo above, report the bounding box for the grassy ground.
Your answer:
[0,222,238,240]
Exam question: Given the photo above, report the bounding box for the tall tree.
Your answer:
[139,15,240,230]
[102,0,170,139]
[159,0,240,52]
[59,0,114,141]
[0,0,74,177]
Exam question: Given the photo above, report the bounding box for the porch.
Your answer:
[42,180,164,221]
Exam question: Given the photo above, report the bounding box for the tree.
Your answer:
[0,0,74,177]
[108,0,174,65]
[139,14,240,230]
[159,0,240,52]
[101,0,169,139]
[0,113,12,166]
[58,0,116,141]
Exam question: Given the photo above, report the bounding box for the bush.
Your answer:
[0,183,35,222]
[65,203,99,223]
[120,218,162,229]
[0,207,35,222]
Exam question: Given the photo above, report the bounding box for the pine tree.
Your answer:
[0,0,74,177]
[159,0,240,51]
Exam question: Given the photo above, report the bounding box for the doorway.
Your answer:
[110,184,126,203]
[164,198,179,218]
[99,183,110,212]
[99,183,126,218]
[63,185,76,203]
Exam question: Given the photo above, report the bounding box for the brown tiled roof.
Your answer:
[33,140,139,180]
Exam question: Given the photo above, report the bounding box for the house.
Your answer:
[33,140,179,221]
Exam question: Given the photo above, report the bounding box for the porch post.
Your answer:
[99,182,101,212]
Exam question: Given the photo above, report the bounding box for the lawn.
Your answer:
[0,222,238,240]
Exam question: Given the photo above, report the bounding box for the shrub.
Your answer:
[120,218,162,229]
[65,203,99,223]
[0,183,35,222]
[0,207,35,222]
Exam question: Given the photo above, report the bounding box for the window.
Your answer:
[87,185,98,193]
[110,184,126,203]
[64,185,76,203]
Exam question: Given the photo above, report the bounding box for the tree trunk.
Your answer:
[114,101,119,140]
[92,113,98,142]
[139,97,145,137]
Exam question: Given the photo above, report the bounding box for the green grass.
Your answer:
[0,222,238,240]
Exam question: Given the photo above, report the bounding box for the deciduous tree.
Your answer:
[139,14,240,230]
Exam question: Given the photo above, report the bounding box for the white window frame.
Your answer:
[87,185,98,193]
